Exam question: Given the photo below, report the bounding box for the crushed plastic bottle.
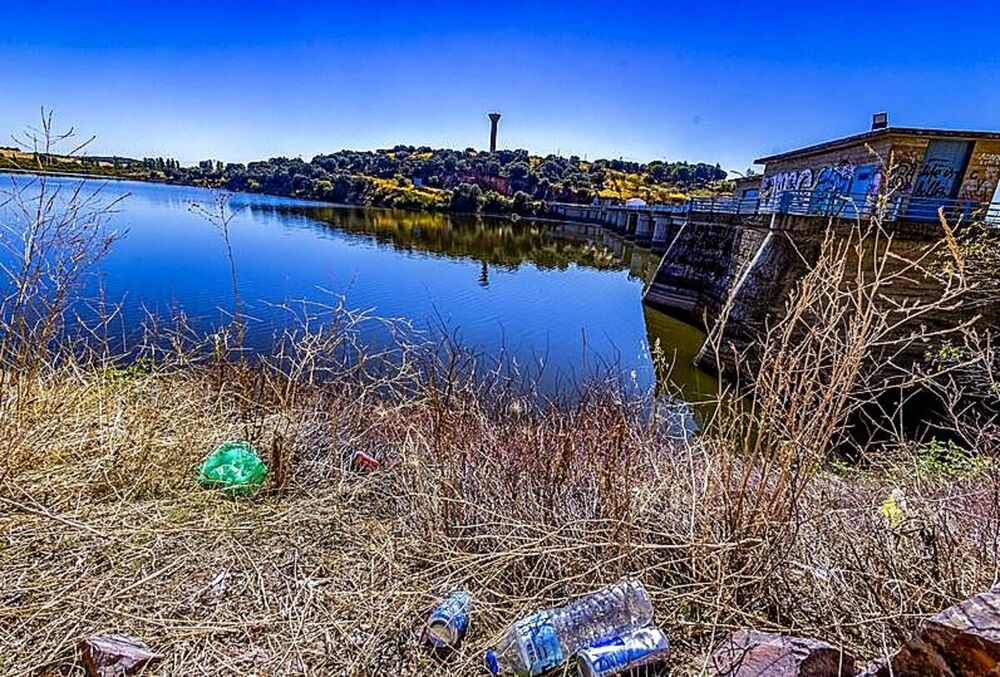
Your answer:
[197,442,268,497]
[484,577,653,676]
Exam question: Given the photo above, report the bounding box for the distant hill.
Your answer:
[0,145,730,214]
[0,148,141,171]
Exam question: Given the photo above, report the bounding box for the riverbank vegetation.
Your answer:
[2,125,998,675]
[4,332,996,675]
[1,137,729,214]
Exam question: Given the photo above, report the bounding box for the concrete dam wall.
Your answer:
[547,201,978,379]
[643,212,954,375]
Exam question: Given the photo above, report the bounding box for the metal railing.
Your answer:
[687,196,761,215]
[688,191,1000,224]
[549,194,1000,226]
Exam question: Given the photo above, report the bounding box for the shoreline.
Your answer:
[0,166,163,184]
[0,166,596,223]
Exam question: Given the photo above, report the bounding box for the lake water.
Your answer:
[0,173,714,397]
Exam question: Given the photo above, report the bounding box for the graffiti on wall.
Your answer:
[960,167,1000,202]
[885,160,917,194]
[911,159,962,199]
[760,143,999,218]
[811,163,856,200]
[763,160,887,216]
[762,168,814,193]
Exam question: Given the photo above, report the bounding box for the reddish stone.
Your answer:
[79,634,162,677]
[865,586,1000,676]
[710,630,854,676]
[350,450,381,472]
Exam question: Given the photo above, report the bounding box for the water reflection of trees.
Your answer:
[259,204,662,282]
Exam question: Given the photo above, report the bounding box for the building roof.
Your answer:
[754,126,1000,165]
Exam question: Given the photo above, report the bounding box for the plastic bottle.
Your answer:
[484,577,653,676]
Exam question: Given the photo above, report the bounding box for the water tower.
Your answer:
[488,112,501,153]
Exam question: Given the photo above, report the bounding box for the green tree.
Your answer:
[450,183,484,213]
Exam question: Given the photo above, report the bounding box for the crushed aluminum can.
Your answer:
[576,625,670,677]
[425,589,471,649]
[350,450,380,472]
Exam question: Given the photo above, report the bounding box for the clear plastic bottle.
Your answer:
[484,577,653,676]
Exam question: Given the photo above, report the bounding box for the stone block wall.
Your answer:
[643,210,969,376]
[642,217,770,327]
[960,138,1000,203]
[760,133,1000,217]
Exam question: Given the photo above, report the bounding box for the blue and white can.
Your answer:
[576,626,670,677]
[425,590,471,648]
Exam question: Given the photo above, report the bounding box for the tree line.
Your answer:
[6,145,729,214]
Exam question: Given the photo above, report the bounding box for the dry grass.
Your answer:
[1,339,997,675]
[2,122,998,675]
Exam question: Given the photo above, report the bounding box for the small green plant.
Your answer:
[915,438,991,479]
[929,341,964,363]
[879,488,906,528]
[102,357,155,383]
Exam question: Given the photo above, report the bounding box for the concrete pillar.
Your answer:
[629,249,644,278]
[608,209,622,233]
[488,112,501,153]
[651,215,672,252]
[635,212,654,246]
[606,211,619,233]
[623,212,637,240]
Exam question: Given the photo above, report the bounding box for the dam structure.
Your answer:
[549,116,1000,374]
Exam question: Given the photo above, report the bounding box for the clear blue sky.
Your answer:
[3,1,998,173]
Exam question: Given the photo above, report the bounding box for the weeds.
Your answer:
[0,123,997,675]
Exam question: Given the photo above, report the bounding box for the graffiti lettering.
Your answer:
[811,162,855,197]
[763,168,813,194]
[803,162,856,215]
[886,161,917,193]
[960,166,1000,202]
[979,153,1000,167]
[912,159,960,199]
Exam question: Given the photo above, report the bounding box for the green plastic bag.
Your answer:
[198,442,267,496]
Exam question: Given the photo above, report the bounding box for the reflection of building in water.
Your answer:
[629,249,645,279]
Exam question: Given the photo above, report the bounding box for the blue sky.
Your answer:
[2,1,998,173]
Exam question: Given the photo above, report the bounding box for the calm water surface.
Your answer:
[1,173,714,397]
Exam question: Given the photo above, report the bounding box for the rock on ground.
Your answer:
[862,585,1000,677]
[709,629,854,676]
[79,634,162,677]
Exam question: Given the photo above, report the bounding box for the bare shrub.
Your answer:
[0,110,122,404]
